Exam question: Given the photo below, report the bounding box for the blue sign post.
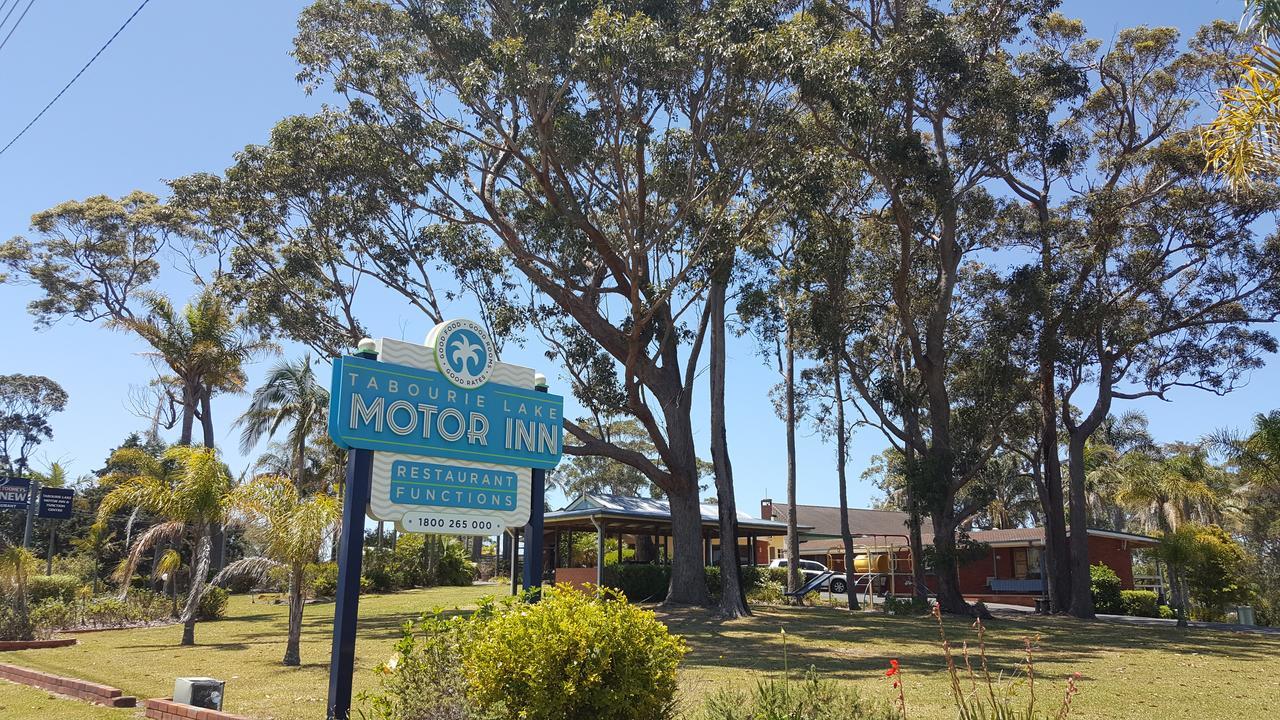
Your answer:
[325,322,563,720]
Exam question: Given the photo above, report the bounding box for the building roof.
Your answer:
[544,493,801,536]
[764,502,935,546]
[763,499,1159,554]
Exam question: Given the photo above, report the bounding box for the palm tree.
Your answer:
[236,357,329,491]
[97,445,234,646]
[1114,449,1225,535]
[214,475,338,665]
[113,289,274,447]
[0,547,38,639]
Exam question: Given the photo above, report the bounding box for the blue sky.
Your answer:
[1,0,1274,516]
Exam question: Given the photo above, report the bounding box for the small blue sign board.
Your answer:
[388,459,520,510]
[37,487,74,520]
[0,477,29,510]
[328,354,564,470]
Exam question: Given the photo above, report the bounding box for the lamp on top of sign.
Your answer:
[328,319,564,536]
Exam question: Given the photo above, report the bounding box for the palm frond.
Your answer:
[113,520,186,591]
[210,555,283,589]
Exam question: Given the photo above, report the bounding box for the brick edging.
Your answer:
[145,697,254,720]
[0,662,136,707]
[0,638,77,650]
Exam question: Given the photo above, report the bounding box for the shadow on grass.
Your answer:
[658,603,1280,683]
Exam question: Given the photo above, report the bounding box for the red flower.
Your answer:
[885,659,900,677]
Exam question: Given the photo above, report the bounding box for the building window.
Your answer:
[1011,548,1042,580]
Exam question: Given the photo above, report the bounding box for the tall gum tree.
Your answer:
[786,0,1035,613]
[996,20,1280,618]
[289,0,791,604]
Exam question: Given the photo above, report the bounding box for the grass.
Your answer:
[2,585,1279,719]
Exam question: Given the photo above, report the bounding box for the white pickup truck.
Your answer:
[768,558,848,594]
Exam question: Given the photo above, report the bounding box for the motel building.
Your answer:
[530,494,1160,607]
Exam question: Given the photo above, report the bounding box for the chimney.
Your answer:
[760,498,774,521]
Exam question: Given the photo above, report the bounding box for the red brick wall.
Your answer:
[1088,536,1137,588]
[956,549,995,595]
[145,698,252,720]
[0,663,135,707]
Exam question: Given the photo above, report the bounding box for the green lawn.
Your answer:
[2,585,1279,719]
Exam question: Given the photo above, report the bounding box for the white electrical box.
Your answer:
[173,677,225,710]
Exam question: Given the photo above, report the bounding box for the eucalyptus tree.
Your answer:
[787,0,1036,613]
[98,445,234,646]
[269,0,792,608]
[1009,22,1280,618]
[0,374,67,478]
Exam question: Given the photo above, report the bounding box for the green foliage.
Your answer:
[602,564,671,603]
[883,596,930,616]
[1158,605,1176,620]
[1185,524,1253,620]
[604,565,789,604]
[198,587,230,620]
[308,562,339,598]
[1119,590,1160,618]
[364,587,686,720]
[26,575,82,604]
[462,587,686,720]
[699,668,890,720]
[363,535,475,593]
[1089,563,1123,614]
[0,603,35,641]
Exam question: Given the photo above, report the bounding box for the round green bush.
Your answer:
[197,586,230,620]
[27,574,82,604]
[1089,563,1123,614]
[1120,590,1160,618]
[462,586,686,720]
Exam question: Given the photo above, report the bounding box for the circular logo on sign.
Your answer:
[429,319,496,389]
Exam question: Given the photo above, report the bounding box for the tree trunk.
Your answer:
[784,324,802,600]
[832,355,856,610]
[1037,339,1071,613]
[901,411,929,603]
[1066,432,1095,619]
[179,525,212,646]
[198,390,226,575]
[284,563,305,666]
[178,382,197,446]
[710,270,749,618]
[931,512,969,614]
[665,482,709,605]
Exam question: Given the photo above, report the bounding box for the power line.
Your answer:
[0,0,152,159]
[0,0,22,39]
[0,0,35,55]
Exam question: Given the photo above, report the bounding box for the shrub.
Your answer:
[30,598,78,632]
[436,540,475,587]
[1119,590,1159,618]
[83,597,131,628]
[461,586,686,720]
[27,574,82,604]
[364,587,686,720]
[747,579,785,605]
[1089,563,1122,614]
[699,668,890,720]
[883,596,930,616]
[309,562,339,598]
[602,564,671,602]
[359,609,478,720]
[198,586,230,620]
[0,603,35,641]
[1158,604,1175,620]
